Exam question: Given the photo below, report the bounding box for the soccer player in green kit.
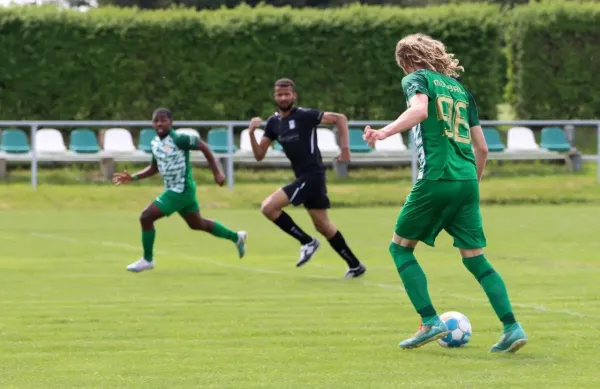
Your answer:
[364,34,527,353]
[113,108,247,272]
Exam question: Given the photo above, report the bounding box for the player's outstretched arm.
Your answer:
[469,125,488,182]
[363,93,428,146]
[197,140,226,186]
[248,117,272,162]
[321,112,350,162]
[112,162,158,185]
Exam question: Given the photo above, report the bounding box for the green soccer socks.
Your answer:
[142,229,156,262]
[210,221,239,243]
[389,242,437,324]
[462,254,516,331]
[210,221,246,259]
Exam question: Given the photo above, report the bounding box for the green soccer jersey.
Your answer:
[402,69,480,181]
[150,130,199,193]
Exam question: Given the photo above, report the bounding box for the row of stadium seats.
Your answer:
[0,126,573,155]
[483,127,571,152]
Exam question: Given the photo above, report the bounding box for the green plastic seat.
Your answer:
[69,128,99,153]
[349,128,372,152]
[483,127,505,152]
[1,128,30,153]
[273,140,283,151]
[207,128,237,153]
[540,127,571,152]
[138,128,156,153]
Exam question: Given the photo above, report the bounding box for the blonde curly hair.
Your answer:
[395,33,464,78]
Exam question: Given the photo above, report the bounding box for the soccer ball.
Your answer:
[437,311,472,348]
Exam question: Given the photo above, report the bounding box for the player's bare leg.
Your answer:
[390,233,449,349]
[261,188,317,265]
[127,203,164,272]
[307,209,366,277]
[460,248,527,353]
[181,211,247,258]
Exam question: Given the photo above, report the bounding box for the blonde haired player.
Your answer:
[364,34,527,352]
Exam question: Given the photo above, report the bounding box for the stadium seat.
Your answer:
[483,127,505,152]
[507,127,540,151]
[317,128,340,153]
[69,128,100,153]
[349,128,372,152]
[103,128,136,152]
[207,128,237,153]
[35,128,67,153]
[541,127,571,152]
[138,128,156,153]
[176,128,201,139]
[239,128,263,153]
[0,128,30,153]
[273,140,283,151]
[374,133,408,152]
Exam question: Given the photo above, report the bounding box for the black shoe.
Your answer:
[344,264,366,278]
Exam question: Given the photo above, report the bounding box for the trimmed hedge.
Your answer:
[0,4,503,121]
[506,1,600,119]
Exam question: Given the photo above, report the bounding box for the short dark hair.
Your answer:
[153,107,172,120]
[274,78,295,91]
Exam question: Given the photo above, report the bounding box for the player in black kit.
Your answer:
[248,78,366,278]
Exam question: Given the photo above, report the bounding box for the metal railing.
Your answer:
[0,119,598,189]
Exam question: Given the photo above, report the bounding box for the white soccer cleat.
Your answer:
[126,258,155,273]
[236,231,247,259]
[296,238,320,267]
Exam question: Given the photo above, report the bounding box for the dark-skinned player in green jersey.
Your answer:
[112,108,247,272]
[364,34,527,353]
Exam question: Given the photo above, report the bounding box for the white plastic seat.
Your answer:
[507,127,540,151]
[374,133,408,152]
[36,128,66,152]
[239,128,264,152]
[103,128,136,152]
[176,128,201,139]
[316,128,340,153]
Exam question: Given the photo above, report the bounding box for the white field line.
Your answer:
[30,232,600,319]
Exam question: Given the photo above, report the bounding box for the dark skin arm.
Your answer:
[196,139,226,186]
[320,112,351,162]
[248,117,272,162]
[112,161,159,185]
[112,139,225,187]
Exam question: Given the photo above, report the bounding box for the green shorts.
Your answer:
[153,186,199,217]
[395,179,486,249]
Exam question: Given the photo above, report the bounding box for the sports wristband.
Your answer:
[132,175,139,181]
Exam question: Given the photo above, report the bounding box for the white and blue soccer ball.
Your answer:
[437,311,472,348]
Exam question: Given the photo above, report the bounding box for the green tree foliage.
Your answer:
[506,1,600,119]
[0,4,503,121]
[94,0,537,12]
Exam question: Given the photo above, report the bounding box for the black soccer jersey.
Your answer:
[264,107,325,177]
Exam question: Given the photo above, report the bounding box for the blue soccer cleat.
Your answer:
[490,322,528,353]
[399,317,450,349]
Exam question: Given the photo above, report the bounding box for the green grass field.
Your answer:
[1,181,600,388]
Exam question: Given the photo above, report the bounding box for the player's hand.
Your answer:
[112,169,133,185]
[337,148,351,163]
[363,126,386,147]
[214,172,226,186]
[249,117,262,133]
